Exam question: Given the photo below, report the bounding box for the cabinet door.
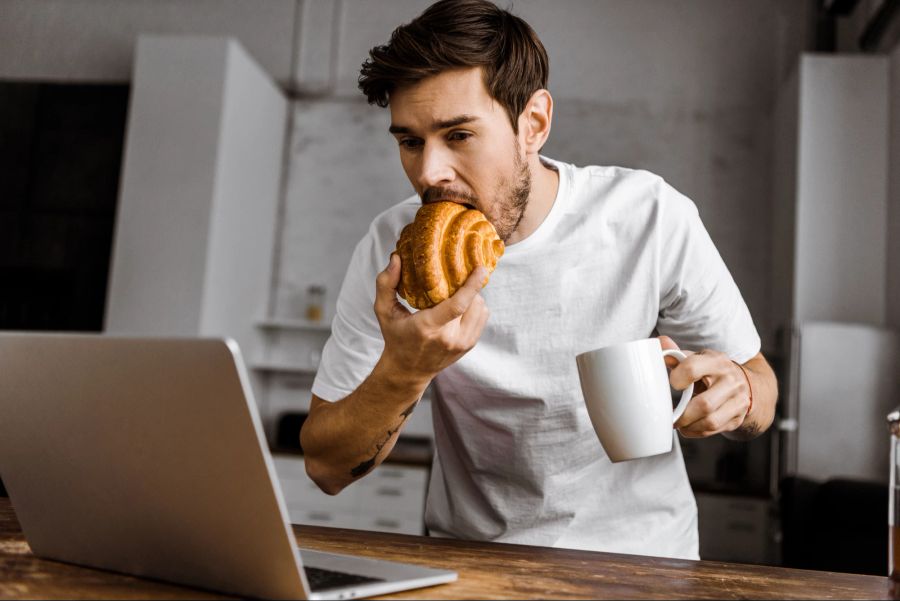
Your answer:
[273,455,359,529]
[273,455,429,535]
[356,465,428,535]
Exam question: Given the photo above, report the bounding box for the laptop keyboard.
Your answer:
[304,565,386,592]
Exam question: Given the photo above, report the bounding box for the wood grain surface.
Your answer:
[0,498,890,599]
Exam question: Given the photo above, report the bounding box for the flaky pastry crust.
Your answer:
[395,202,504,310]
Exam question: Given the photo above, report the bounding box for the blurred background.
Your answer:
[1,0,898,575]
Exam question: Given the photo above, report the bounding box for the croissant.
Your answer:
[395,201,504,310]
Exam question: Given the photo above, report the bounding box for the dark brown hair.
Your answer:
[358,0,549,132]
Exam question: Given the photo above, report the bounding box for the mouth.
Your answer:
[421,187,478,210]
[423,198,477,211]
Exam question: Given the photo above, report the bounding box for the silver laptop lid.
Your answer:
[0,334,308,599]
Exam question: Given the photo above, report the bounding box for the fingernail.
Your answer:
[474,267,488,285]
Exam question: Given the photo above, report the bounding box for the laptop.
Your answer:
[0,333,457,599]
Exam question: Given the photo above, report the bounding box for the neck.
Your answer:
[505,155,560,246]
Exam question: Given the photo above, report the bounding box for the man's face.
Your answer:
[388,67,531,242]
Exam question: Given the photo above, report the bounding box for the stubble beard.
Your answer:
[492,147,532,243]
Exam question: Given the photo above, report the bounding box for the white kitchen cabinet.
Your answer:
[272,455,428,536]
[105,36,287,416]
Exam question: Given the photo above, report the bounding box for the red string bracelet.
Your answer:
[732,361,753,419]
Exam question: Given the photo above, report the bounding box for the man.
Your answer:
[300,0,777,559]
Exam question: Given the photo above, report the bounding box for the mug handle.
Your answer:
[662,349,694,423]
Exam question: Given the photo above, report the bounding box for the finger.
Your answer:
[674,371,748,432]
[659,336,686,369]
[374,254,407,318]
[459,294,489,344]
[668,351,720,391]
[658,335,679,350]
[424,266,489,326]
[676,396,746,438]
[674,388,724,429]
[476,302,490,335]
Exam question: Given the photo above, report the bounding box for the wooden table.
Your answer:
[0,498,891,599]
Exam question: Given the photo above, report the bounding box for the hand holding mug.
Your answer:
[658,336,752,438]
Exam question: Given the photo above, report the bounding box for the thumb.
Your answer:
[426,266,488,325]
[374,253,403,316]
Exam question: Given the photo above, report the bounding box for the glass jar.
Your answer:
[304,285,325,323]
[888,407,900,596]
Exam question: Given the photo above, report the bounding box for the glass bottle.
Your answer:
[305,285,325,323]
[888,407,900,597]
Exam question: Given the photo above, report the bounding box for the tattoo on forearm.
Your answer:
[349,400,419,478]
[350,455,377,477]
[400,400,418,418]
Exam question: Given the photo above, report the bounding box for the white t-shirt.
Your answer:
[312,157,761,559]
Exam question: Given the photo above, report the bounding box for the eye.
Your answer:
[448,131,472,143]
[398,137,423,150]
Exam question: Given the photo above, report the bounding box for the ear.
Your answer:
[518,89,553,154]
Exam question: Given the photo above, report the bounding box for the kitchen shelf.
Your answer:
[255,317,331,332]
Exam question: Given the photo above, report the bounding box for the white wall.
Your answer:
[0,0,297,83]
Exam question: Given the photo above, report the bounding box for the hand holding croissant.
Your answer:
[395,202,504,310]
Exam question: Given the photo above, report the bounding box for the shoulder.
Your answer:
[545,157,697,218]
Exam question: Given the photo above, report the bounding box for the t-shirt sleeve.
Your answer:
[311,231,386,402]
[655,182,761,364]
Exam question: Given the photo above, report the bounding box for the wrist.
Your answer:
[732,360,754,420]
[374,353,433,397]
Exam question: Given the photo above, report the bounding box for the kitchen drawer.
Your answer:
[357,514,424,536]
[356,482,425,517]
[289,508,358,530]
[358,464,428,491]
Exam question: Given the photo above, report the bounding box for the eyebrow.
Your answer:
[388,114,480,135]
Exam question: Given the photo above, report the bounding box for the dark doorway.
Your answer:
[0,81,129,332]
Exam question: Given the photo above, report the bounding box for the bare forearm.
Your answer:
[724,354,778,441]
[300,356,430,494]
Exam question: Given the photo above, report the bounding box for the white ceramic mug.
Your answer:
[575,338,694,462]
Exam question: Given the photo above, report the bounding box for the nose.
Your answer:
[416,143,456,190]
